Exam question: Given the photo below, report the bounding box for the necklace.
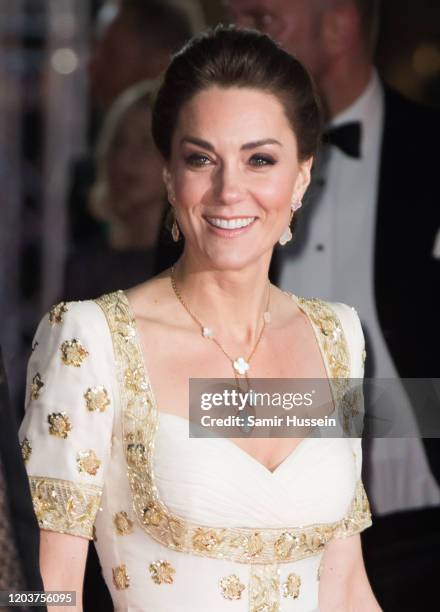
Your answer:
[170,264,271,380]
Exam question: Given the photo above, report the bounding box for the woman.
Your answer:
[19,26,380,611]
[64,79,180,301]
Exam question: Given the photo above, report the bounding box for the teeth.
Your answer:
[206,217,255,229]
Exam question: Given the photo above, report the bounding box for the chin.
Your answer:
[200,246,262,273]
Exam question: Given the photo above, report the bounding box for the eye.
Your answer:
[184,153,212,168]
[249,153,276,167]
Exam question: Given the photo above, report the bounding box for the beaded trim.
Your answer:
[29,476,101,539]
[95,291,371,565]
[249,564,280,610]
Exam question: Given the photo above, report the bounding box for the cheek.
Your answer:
[253,171,294,215]
[174,169,211,210]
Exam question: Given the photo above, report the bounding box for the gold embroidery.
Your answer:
[29,476,101,539]
[149,560,175,585]
[127,441,147,468]
[193,528,224,552]
[295,296,362,436]
[231,531,265,560]
[30,373,44,400]
[142,501,163,527]
[77,450,101,476]
[334,480,372,538]
[114,511,134,535]
[48,412,71,439]
[249,564,280,611]
[49,302,69,325]
[112,564,130,590]
[220,574,245,600]
[124,366,148,393]
[84,387,110,412]
[60,339,89,367]
[282,573,301,599]
[21,438,32,462]
[95,292,371,566]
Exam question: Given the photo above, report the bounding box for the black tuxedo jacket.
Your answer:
[373,88,440,484]
[374,87,439,379]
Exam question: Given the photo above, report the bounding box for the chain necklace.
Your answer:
[170,264,271,382]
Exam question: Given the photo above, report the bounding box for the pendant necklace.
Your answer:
[170,265,271,432]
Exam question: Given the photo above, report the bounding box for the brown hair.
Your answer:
[152,25,323,162]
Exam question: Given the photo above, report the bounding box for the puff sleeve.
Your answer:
[18,300,116,540]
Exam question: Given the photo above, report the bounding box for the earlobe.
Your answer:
[293,157,313,201]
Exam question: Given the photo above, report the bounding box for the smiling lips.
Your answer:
[205,216,256,235]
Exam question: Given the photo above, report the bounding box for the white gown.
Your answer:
[19,291,371,611]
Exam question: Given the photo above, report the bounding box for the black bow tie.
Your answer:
[323,121,362,158]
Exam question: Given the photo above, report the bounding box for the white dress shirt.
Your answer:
[280,69,440,514]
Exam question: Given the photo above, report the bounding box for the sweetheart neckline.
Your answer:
[156,410,312,475]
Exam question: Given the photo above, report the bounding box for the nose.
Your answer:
[213,162,245,206]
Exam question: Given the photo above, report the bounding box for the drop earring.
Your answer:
[171,217,180,242]
[279,225,293,246]
[279,201,296,246]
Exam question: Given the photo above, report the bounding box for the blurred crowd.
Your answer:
[0,0,439,610]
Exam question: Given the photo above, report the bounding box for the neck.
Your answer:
[319,56,373,120]
[172,251,273,351]
[108,200,164,250]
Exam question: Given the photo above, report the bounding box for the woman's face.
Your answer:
[166,86,312,270]
[107,103,164,220]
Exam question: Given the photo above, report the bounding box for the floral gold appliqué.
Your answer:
[30,372,44,400]
[220,574,245,600]
[282,572,301,598]
[274,532,295,560]
[149,560,175,585]
[114,511,134,535]
[49,301,69,325]
[21,437,32,462]
[48,412,71,439]
[142,502,162,527]
[84,386,110,412]
[77,450,101,476]
[192,528,223,552]
[61,339,89,367]
[112,564,130,590]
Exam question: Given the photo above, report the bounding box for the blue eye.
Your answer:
[249,154,276,167]
[185,153,211,167]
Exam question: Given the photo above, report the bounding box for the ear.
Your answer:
[162,166,171,188]
[321,2,360,57]
[293,157,313,202]
[163,167,176,205]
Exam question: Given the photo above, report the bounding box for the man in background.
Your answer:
[228,1,440,609]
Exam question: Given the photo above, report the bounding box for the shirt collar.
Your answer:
[328,68,383,155]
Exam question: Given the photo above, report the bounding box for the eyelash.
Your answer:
[184,153,276,168]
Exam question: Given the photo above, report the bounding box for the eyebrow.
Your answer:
[180,136,282,151]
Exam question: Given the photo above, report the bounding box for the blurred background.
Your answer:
[0,1,439,609]
[1,0,439,413]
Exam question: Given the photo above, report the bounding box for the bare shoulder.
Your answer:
[125,269,173,320]
[270,285,305,330]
